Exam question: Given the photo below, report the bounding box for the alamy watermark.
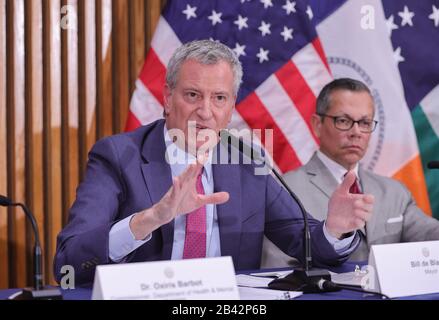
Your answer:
[60,5,77,31]
[360,5,375,30]
[165,122,274,176]
[59,265,75,290]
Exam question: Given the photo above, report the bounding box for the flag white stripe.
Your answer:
[292,42,333,97]
[255,75,318,164]
[151,16,182,67]
[420,84,439,138]
[130,80,164,125]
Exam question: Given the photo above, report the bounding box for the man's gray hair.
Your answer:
[166,40,243,96]
[316,78,373,115]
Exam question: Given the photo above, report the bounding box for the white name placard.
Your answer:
[92,256,239,300]
[368,240,439,298]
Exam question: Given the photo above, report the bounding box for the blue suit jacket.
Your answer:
[54,120,358,285]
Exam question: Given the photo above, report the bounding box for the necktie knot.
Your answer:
[196,170,204,193]
[344,172,362,194]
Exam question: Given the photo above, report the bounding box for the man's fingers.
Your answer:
[176,163,202,192]
[353,208,372,222]
[363,194,374,204]
[353,198,373,212]
[199,192,230,206]
[352,194,374,206]
[338,170,356,194]
[352,217,366,230]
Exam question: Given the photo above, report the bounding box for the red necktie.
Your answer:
[349,178,362,194]
[182,172,206,259]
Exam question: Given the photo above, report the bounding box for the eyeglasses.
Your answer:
[318,114,378,133]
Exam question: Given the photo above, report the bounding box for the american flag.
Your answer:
[126,0,439,220]
[127,0,330,173]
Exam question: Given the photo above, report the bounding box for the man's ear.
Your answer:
[163,85,172,115]
[311,114,322,138]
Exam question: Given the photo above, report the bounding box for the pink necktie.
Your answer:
[182,172,206,259]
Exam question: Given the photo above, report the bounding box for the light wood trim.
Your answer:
[0,0,9,289]
[0,0,164,288]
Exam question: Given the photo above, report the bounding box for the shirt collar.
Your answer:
[163,125,213,182]
[316,150,359,184]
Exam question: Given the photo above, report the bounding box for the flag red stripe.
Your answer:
[124,111,142,132]
[275,61,319,143]
[236,93,301,172]
[312,37,331,74]
[139,48,166,106]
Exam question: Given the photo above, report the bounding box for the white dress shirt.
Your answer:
[316,150,361,187]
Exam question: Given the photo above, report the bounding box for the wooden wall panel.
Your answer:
[7,0,27,289]
[96,0,114,139]
[0,0,165,289]
[61,0,79,226]
[43,0,63,286]
[112,0,130,133]
[25,0,44,285]
[80,0,97,165]
[0,0,8,289]
[129,0,145,94]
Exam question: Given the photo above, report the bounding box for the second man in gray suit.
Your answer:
[262,78,439,266]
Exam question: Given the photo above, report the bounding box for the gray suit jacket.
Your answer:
[262,152,439,266]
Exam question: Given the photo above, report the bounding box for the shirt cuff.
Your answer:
[323,221,355,254]
[109,213,152,262]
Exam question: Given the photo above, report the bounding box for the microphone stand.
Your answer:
[260,154,388,297]
[0,195,62,299]
[219,133,390,297]
[268,170,337,293]
[219,131,339,293]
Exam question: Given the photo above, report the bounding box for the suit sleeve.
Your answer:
[399,184,439,241]
[263,175,360,267]
[53,137,127,285]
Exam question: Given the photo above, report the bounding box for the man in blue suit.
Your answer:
[54,40,374,285]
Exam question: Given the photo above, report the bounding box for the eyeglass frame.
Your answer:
[317,113,378,133]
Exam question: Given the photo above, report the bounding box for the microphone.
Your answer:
[0,195,62,299]
[219,130,339,293]
[427,161,439,169]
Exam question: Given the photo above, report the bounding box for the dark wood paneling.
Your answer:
[24,0,44,285]
[0,0,164,289]
[112,0,130,133]
[61,0,79,226]
[42,0,63,286]
[7,0,27,288]
[129,0,145,94]
[0,0,8,289]
[96,0,114,139]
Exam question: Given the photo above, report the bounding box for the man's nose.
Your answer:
[197,98,213,119]
[349,122,362,136]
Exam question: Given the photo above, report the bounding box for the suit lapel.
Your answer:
[140,120,174,260]
[306,154,339,199]
[212,144,242,264]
